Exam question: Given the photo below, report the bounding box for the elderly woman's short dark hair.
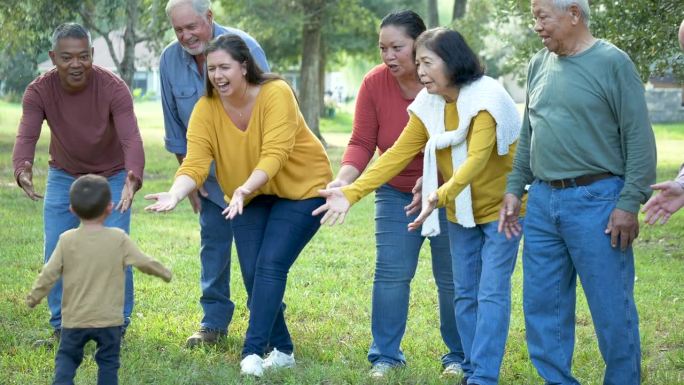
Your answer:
[415,27,483,87]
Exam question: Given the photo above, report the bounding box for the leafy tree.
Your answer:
[76,0,169,88]
[218,0,393,142]
[452,0,467,20]
[0,0,77,96]
[591,0,683,81]
[427,0,440,27]
[487,0,684,81]
[0,0,170,90]
[0,53,39,102]
[452,0,510,78]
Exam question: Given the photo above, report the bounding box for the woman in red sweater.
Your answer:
[326,10,463,378]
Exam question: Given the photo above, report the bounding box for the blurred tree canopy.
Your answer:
[2,0,681,108]
[217,0,417,140]
[467,0,684,82]
[0,0,169,94]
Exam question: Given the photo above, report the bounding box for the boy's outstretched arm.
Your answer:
[122,235,172,282]
[26,243,65,307]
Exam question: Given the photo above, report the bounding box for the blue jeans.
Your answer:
[231,195,323,357]
[44,168,133,330]
[448,220,521,385]
[523,178,641,385]
[198,195,234,332]
[368,184,463,367]
[54,326,121,385]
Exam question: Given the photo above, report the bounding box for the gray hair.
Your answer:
[165,0,211,20]
[51,23,92,51]
[553,0,590,27]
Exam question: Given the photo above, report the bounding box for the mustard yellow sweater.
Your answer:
[343,103,524,224]
[178,80,332,203]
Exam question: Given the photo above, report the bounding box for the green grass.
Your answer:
[320,103,354,134]
[1,100,683,384]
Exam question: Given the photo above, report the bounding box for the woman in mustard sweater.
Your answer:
[314,28,524,385]
[146,34,332,377]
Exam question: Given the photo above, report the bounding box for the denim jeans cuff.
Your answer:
[200,326,227,334]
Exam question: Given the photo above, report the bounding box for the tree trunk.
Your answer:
[299,0,326,145]
[117,0,138,89]
[427,0,439,27]
[319,41,326,117]
[79,0,138,90]
[452,0,467,20]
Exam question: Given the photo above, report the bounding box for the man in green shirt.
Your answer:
[498,1,656,384]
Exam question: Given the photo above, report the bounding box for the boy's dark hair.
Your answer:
[69,174,111,220]
[415,27,484,87]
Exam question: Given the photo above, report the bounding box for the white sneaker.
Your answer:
[442,362,464,377]
[240,354,264,377]
[263,348,295,370]
[369,362,394,379]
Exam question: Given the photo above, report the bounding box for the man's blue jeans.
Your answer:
[523,178,641,385]
[198,195,234,332]
[54,326,121,385]
[231,195,323,357]
[44,168,133,330]
[368,184,463,367]
[448,220,521,385]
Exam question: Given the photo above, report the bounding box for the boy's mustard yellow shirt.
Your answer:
[26,227,172,328]
[178,80,332,203]
[343,102,524,224]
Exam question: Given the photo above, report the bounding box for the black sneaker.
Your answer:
[185,328,227,348]
[33,329,61,348]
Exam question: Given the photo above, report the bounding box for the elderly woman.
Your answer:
[314,28,524,385]
[146,34,332,377]
[328,10,463,378]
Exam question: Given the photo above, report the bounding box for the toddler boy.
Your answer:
[26,174,172,385]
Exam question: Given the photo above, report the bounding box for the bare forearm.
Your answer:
[240,170,269,194]
[170,175,197,202]
[335,165,361,185]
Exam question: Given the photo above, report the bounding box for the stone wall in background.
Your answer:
[646,87,684,123]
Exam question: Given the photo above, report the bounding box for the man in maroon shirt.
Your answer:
[12,23,145,346]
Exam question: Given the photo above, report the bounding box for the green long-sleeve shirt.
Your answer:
[506,40,656,213]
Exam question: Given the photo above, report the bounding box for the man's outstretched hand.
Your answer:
[18,161,43,200]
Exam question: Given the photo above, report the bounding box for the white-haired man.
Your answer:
[499,1,656,384]
[159,0,269,348]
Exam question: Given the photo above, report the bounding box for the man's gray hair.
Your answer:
[165,0,211,20]
[553,0,590,27]
[51,23,92,51]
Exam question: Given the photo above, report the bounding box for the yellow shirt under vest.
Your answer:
[178,80,332,204]
[343,103,525,224]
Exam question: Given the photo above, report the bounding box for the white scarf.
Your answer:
[407,76,521,236]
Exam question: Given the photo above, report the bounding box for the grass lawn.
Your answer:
[0,99,683,384]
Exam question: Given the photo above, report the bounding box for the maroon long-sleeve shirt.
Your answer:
[342,64,423,193]
[12,65,144,183]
